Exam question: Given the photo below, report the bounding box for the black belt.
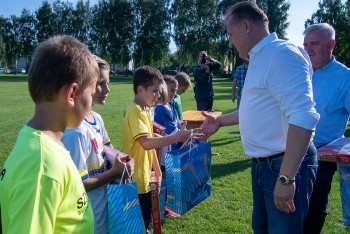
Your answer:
[252,151,285,163]
[252,144,315,164]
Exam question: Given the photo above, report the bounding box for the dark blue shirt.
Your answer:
[193,62,221,98]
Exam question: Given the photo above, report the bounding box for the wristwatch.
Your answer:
[279,175,295,185]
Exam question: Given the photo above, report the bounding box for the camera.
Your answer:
[201,54,207,64]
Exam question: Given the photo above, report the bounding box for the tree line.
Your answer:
[0,0,349,72]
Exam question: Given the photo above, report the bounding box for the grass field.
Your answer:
[0,74,349,233]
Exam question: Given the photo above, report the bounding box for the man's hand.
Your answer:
[232,94,236,103]
[274,181,296,213]
[200,111,221,140]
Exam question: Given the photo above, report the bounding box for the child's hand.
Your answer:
[178,128,204,143]
[112,154,134,179]
[154,133,162,138]
[125,158,135,177]
[192,128,205,141]
[178,120,187,130]
[112,155,125,179]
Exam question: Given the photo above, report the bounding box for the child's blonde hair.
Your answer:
[157,80,168,105]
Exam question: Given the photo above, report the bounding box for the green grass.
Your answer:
[0,74,349,233]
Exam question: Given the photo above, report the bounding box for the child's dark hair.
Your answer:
[133,66,163,94]
[164,75,178,86]
[174,72,191,88]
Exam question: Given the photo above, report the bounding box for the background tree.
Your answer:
[73,0,92,44]
[1,16,22,71]
[0,16,7,68]
[172,0,220,68]
[52,0,75,35]
[2,0,347,72]
[216,0,241,71]
[134,0,172,68]
[305,0,350,66]
[18,9,37,70]
[107,0,136,70]
[89,0,109,57]
[257,0,290,39]
[35,1,57,42]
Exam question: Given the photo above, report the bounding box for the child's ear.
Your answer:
[137,85,144,94]
[65,83,79,107]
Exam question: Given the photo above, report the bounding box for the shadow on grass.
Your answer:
[210,137,241,147]
[214,94,233,101]
[211,158,251,179]
[0,75,28,82]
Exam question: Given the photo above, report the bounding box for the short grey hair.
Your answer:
[303,23,335,40]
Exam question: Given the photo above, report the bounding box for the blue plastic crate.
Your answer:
[339,164,350,227]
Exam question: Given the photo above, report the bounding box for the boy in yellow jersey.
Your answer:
[0,35,98,234]
[121,66,203,230]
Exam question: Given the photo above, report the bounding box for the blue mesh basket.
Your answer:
[339,164,350,227]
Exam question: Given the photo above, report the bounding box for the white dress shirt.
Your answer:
[239,33,319,158]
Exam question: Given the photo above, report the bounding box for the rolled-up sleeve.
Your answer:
[267,45,320,130]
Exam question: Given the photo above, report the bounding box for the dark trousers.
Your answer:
[138,192,152,228]
[196,97,213,111]
[303,161,337,234]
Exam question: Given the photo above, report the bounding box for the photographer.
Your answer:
[193,51,221,111]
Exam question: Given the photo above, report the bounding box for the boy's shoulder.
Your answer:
[124,102,147,118]
[62,122,96,152]
[91,110,103,120]
[5,125,71,181]
[63,122,87,140]
[155,103,167,109]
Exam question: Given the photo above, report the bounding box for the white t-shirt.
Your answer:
[239,33,319,158]
[62,111,110,234]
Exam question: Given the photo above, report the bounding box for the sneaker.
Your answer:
[164,206,181,219]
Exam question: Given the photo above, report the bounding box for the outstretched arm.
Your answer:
[137,129,203,150]
[200,111,239,140]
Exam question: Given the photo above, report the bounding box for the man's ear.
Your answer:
[242,20,252,34]
[65,83,79,107]
[329,39,336,51]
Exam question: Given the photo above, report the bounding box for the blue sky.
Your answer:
[0,1,341,49]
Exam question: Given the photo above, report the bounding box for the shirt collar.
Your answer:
[249,33,278,60]
[314,56,335,72]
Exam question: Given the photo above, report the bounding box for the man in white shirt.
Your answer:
[201,2,319,233]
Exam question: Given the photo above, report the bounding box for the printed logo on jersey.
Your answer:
[77,192,89,215]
